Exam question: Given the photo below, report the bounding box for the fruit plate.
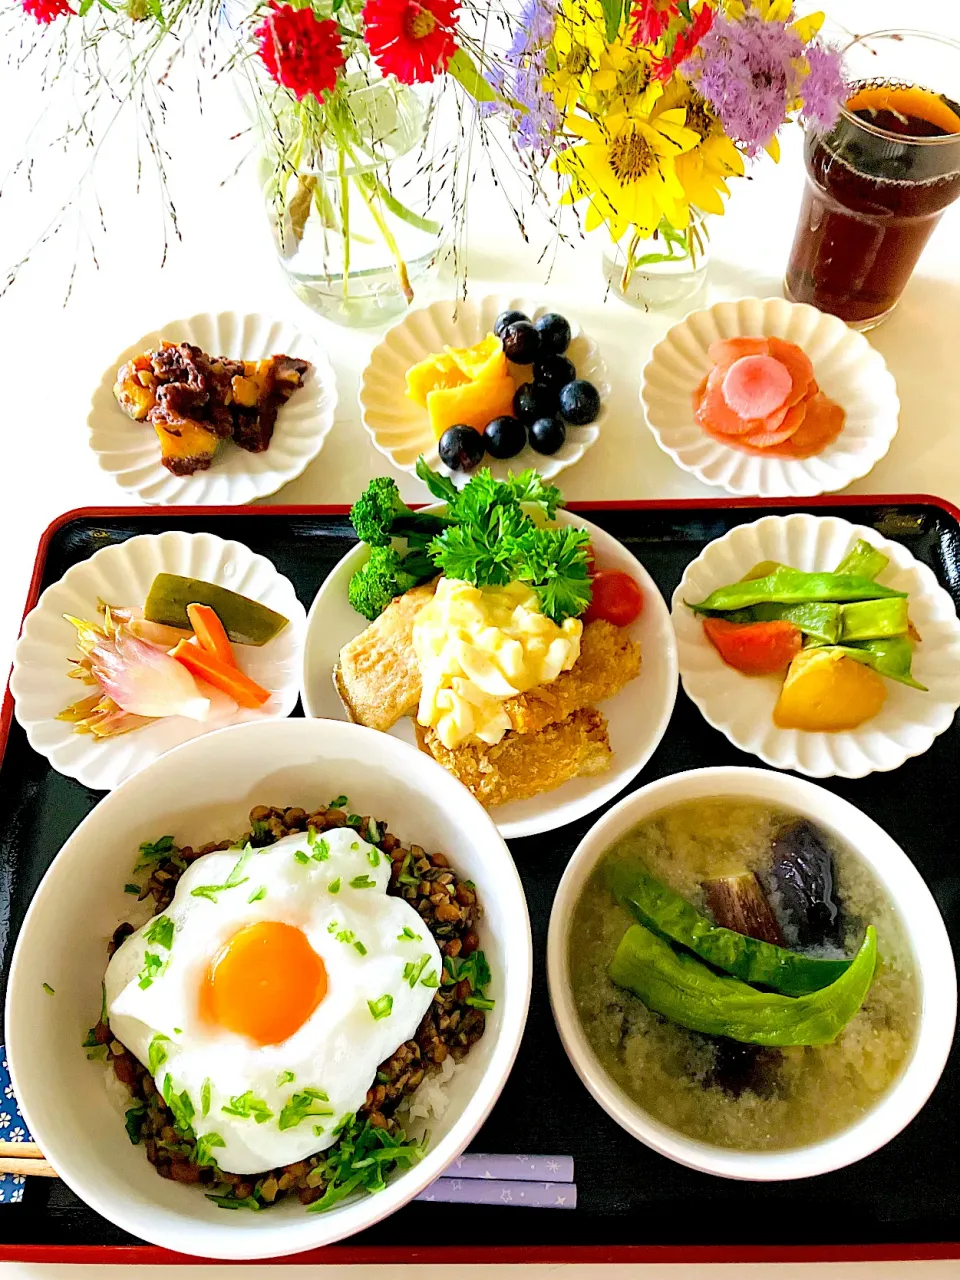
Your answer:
[9,530,306,791]
[358,294,609,487]
[640,297,900,498]
[3,497,960,1266]
[88,311,337,506]
[672,513,960,778]
[300,508,679,841]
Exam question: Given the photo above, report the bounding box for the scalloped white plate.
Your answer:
[672,514,960,778]
[10,531,306,790]
[640,298,899,498]
[88,312,337,505]
[359,295,609,488]
[300,510,678,840]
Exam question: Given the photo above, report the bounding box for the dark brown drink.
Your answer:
[785,33,960,328]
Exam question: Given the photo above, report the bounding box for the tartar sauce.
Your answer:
[412,577,582,750]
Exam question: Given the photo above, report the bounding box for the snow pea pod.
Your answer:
[721,601,841,645]
[688,567,906,614]
[825,638,927,690]
[834,539,889,581]
[839,598,910,641]
[608,924,877,1047]
[606,861,851,996]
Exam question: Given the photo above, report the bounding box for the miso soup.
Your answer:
[569,798,919,1152]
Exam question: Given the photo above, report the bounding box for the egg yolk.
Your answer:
[201,921,327,1045]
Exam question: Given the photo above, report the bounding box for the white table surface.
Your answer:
[1,0,959,1273]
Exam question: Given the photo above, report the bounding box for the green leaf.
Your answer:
[146,0,162,17]
[415,456,458,506]
[78,0,93,13]
[168,1087,195,1136]
[447,47,497,104]
[278,1088,333,1131]
[599,0,622,41]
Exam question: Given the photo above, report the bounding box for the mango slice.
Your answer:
[405,353,469,408]
[426,374,517,440]
[443,333,507,382]
[773,647,886,732]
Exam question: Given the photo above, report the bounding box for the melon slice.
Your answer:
[721,355,792,419]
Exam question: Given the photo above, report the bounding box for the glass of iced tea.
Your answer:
[785,29,960,329]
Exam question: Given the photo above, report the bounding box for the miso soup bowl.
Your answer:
[546,766,957,1181]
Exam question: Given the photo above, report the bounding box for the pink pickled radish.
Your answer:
[741,399,808,448]
[707,337,769,367]
[722,355,792,419]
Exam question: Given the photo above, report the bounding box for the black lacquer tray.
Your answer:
[2,496,959,1265]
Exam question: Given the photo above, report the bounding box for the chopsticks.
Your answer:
[0,1142,576,1205]
[0,1141,57,1178]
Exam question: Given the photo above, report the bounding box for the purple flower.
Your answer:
[682,11,804,155]
[508,0,557,58]
[800,43,845,131]
[481,0,559,153]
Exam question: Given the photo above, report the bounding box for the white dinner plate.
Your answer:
[672,513,960,778]
[359,294,609,488]
[10,530,306,790]
[640,297,899,498]
[88,310,337,505]
[301,510,678,840]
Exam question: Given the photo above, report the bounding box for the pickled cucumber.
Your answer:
[144,574,288,646]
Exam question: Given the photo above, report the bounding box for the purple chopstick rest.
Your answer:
[416,1178,577,1208]
[443,1153,575,1182]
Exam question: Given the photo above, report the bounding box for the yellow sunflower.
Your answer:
[589,38,664,115]
[554,105,699,241]
[544,0,610,111]
[724,0,824,42]
[655,79,745,215]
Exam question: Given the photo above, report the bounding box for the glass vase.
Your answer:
[602,211,712,311]
[258,75,447,327]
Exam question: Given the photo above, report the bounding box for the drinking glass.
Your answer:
[784,30,960,329]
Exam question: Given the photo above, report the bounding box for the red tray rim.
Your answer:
[3,492,960,1267]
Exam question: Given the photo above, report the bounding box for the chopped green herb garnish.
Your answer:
[366,846,380,867]
[421,968,439,989]
[328,877,341,894]
[277,1070,295,1087]
[42,982,55,995]
[294,850,311,865]
[397,926,422,942]
[221,1091,273,1124]
[307,1116,424,1213]
[368,994,394,1020]
[444,950,495,1010]
[124,1102,147,1145]
[174,1027,183,1035]
[248,886,267,903]
[307,828,330,861]
[135,834,177,871]
[402,954,431,989]
[350,841,360,851]
[367,819,382,843]
[347,814,363,829]
[278,1088,333,1131]
[144,915,174,950]
[195,1131,226,1168]
[464,880,475,889]
[201,1078,212,1117]
[354,940,368,956]
[331,1112,354,1137]
[137,952,165,990]
[465,995,495,1010]
[329,795,348,809]
[167,1085,195,1136]
[124,883,141,895]
[349,874,376,889]
[206,1193,262,1212]
[250,818,272,845]
[397,852,419,887]
[148,1033,170,1077]
[327,919,339,934]
[191,844,255,902]
[82,1025,100,1048]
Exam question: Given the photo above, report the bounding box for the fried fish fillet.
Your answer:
[334,582,436,733]
[415,708,611,808]
[502,618,641,735]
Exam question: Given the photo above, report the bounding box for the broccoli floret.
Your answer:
[350,477,450,547]
[348,546,434,621]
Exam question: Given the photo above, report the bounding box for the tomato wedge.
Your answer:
[583,571,644,627]
[702,617,802,675]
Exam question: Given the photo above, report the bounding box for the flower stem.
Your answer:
[347,160,413,304]
[337,146,350,300]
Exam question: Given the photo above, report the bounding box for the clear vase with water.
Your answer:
[602,211,711,311]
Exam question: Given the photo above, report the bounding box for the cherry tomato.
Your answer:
[583,570,644,627]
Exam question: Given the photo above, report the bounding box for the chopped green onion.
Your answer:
[144,915,174,950]
[329,795,348,809]
[349,874,375,890]
[195,1131,225,1168]
[124,883,141,895]
[276,1070,295,1087]
[248,886,267,903]
[201,1078,212,1117]
[148,1033,170,1077]
[328,878,341,894]
[368,994,393,1020]
[397,926,421,942]
[221,1091,273,1124]
[42,982,55,995]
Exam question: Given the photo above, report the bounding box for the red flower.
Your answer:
[255,3,345,103]
[630,0,679,47]
[23,0,73,22]
[652,2,715,80]
[362,0,459,85]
